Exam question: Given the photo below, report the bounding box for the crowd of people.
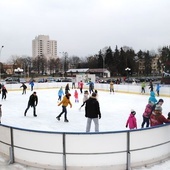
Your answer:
[55,78,170,132]
[0,78,170,132]
[126,80,170,130]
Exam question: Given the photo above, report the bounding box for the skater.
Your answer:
[141,82,146,94]
[56,93,72,122]
[150,105,170,126]
[29,80,34,91]
[20,83,27,94]
[85,92,101,132]
[65,83,70,94]
[126,109,137,130]
[79,80,84,94]
[141,101,154,128]
[0,104,2,123]
[74,90,79,103]
[110,81,114,94]
[149,80,153,92]
[151,98,164,113]
[156,83,161,96]
[58,87,64,101]
[148,91,157,104]
[24,92,38,117]
[79,90,89,110]
[87,80,94,94]
[2,86,7,100]
[72,78,76,89]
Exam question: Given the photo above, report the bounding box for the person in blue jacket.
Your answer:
[29,80,34,91]
[87,80,94,94]
[58,87,64,101]
[156,83,161,96]
[148,91,157,104]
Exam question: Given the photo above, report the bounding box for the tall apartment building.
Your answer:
[32,35,57,59]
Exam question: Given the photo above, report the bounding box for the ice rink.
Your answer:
[0,88,170,170]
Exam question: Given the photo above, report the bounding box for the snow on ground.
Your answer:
[0,88,170,169]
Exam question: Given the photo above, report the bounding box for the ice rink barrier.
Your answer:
[4,82,170,97]
[0,124,170,170]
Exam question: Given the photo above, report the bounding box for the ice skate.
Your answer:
[64,119,69,122]
[56,116,60,121]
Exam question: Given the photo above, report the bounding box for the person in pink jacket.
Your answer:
[126,109,137,129]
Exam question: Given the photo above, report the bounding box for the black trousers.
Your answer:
[58,106,67,120]
[25,104,36,116]
[141,116,150,128]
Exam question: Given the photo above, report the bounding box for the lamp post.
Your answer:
[101,53,106,78]
[0,46,4,81]
[125,67,131,83]
[60,52,68,78]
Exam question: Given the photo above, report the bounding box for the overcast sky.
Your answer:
[0,0,170,62]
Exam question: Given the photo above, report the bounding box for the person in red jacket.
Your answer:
[126,109,137,130]
[150,105,170,126]
[141,101,154,128]
[79,80,84,94]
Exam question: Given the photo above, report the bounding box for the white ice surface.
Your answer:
[0,88,170,169]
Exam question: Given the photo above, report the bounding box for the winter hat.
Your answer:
[158,99,164,103]
[154,105,162,111]
[131,109,136,115]
[92,92,97,97]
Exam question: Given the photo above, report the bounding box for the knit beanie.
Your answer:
[131,109,136,115]
[154,105,162,111]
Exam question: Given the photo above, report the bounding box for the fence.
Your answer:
[4,82,170,97]
[0,124,170,170]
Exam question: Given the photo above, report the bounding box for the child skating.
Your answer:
[74,90,79,103]
[126,109,137,130]
[79,90,89,110]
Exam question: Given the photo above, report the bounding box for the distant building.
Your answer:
[67,68,110,78]
[138,55,160,75]
[32,35,57,59]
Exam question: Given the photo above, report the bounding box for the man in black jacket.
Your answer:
[85,92,101,132]
[24,92,38,117]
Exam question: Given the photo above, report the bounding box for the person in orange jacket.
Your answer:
[56,93,72,122]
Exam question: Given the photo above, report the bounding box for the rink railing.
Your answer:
[0,123,170,170]
[4,81,170,97]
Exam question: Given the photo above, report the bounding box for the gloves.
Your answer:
[99,115,101,119]
[126,125,128,128]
